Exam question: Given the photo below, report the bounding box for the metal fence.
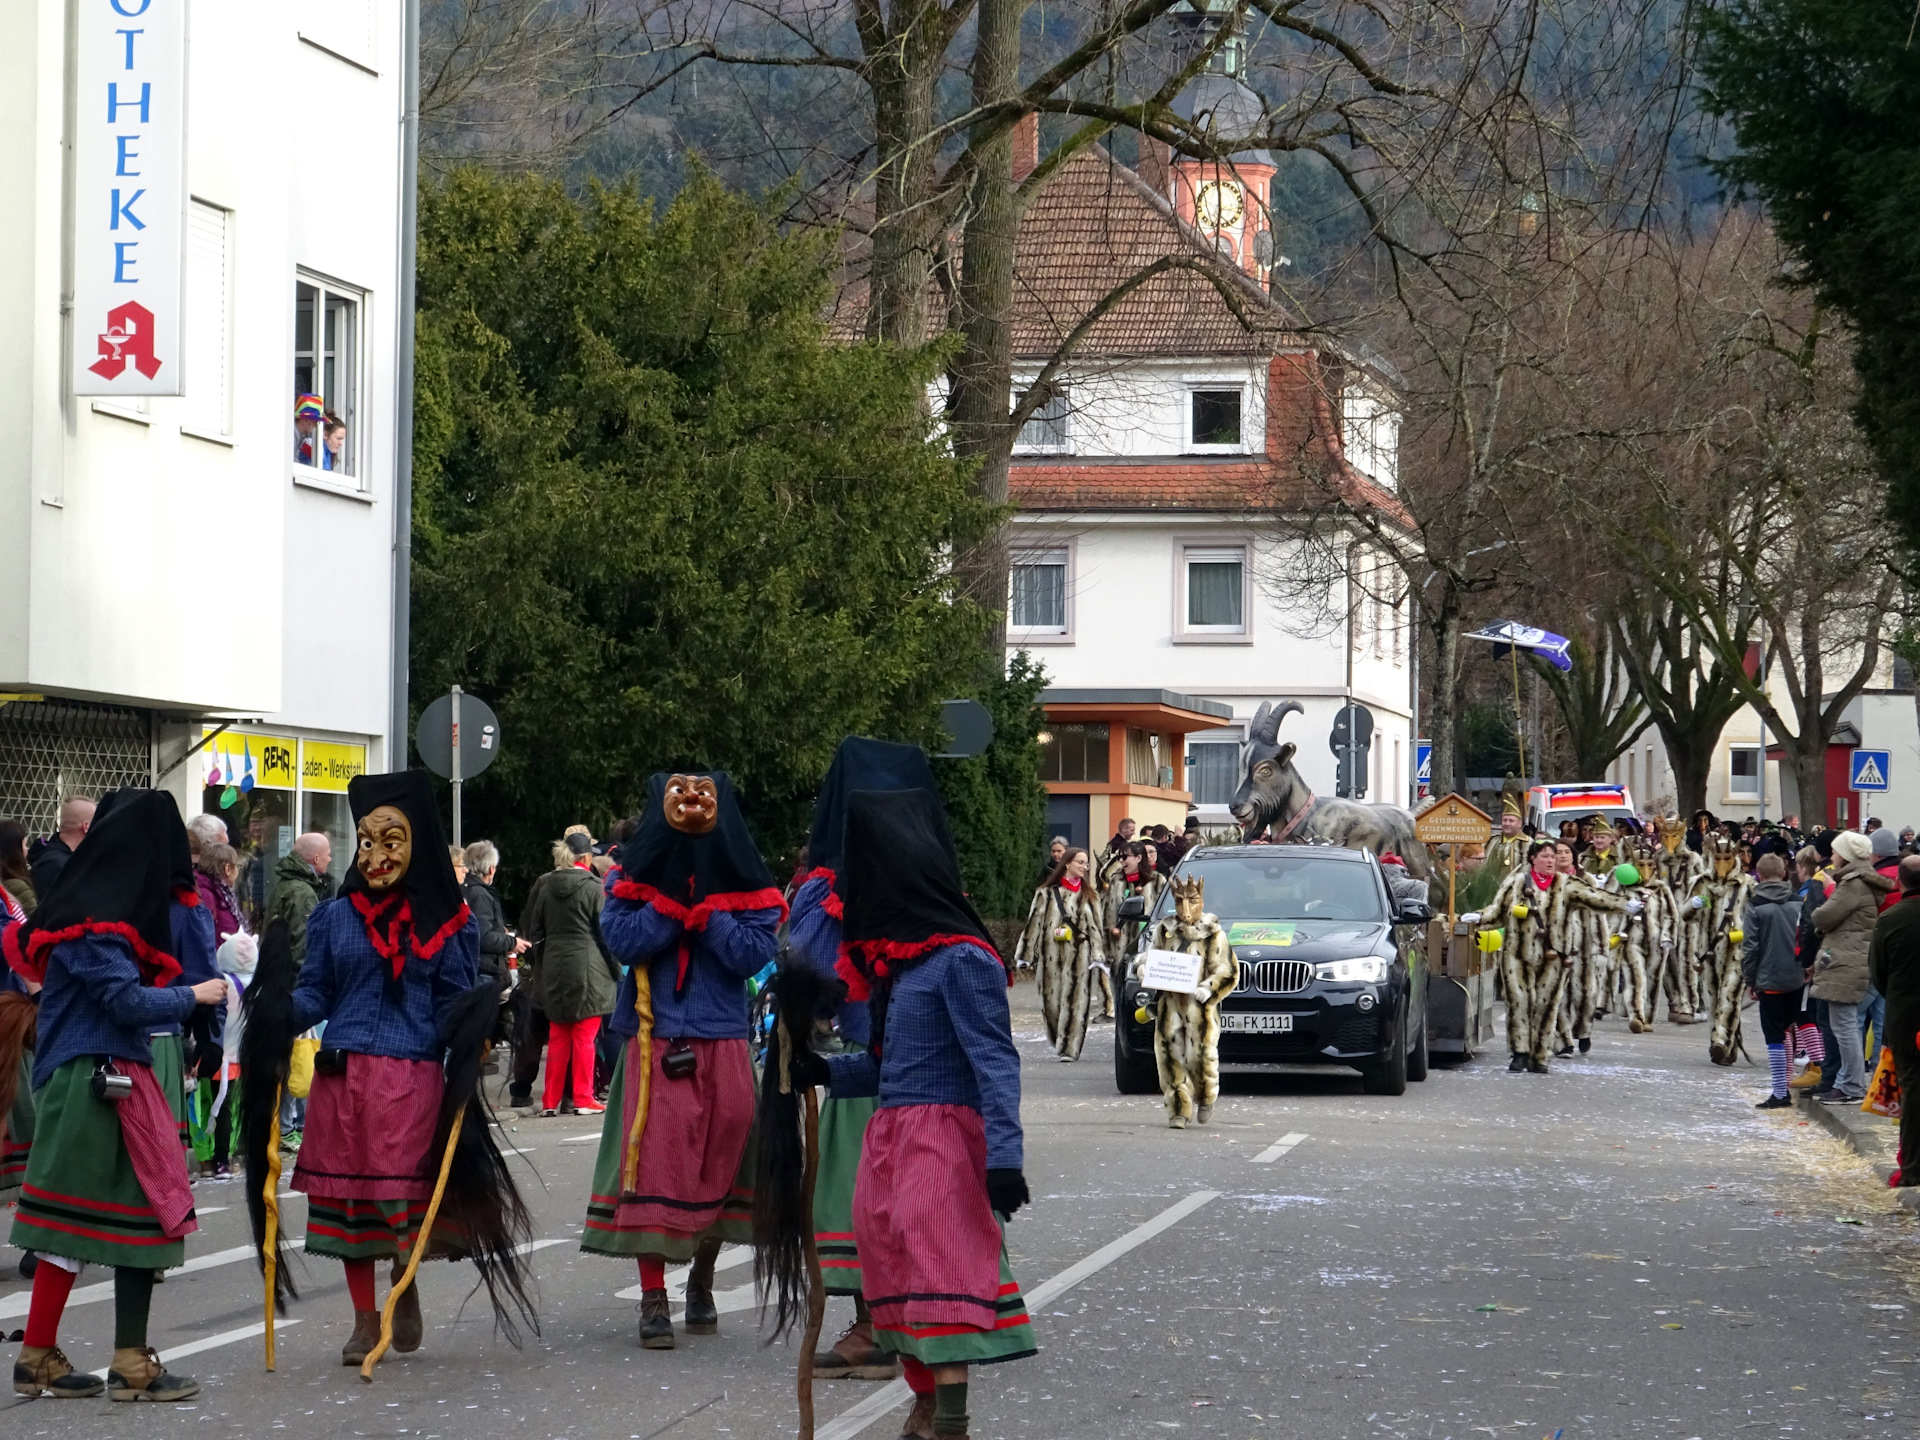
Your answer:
[0,700,153,835]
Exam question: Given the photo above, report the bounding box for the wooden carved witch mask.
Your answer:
[356,805,412,891]
[663,774,719,835]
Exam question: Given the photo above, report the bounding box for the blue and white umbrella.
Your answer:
[1466,620,1573,672]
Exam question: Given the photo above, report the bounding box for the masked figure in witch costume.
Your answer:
[6,792,228,1400]
[267,772,520,1365]
[819,789,1036,1440]
[584,772,784,1350]
[786,737,939,1381]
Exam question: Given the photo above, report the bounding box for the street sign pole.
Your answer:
[450,686,463,848]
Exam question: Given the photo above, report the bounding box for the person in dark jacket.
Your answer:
[1869,855,1920,1186]
[518,833,620,1116]
[1742,853,1806,1109]
[458,840,520,994]
[25,797,94,900]
[265,836,334,964]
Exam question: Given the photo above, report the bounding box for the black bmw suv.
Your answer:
[1113,844,1433,1097]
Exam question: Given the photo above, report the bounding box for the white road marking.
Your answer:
[0,1245,259,1320]
[815,1189,1222,1440]
[79,1319,304,1379]
[556,1132,603,1144]
[1,1235,576,1321]
[1250,1131,1309,1163]
[613,1244,755,1300]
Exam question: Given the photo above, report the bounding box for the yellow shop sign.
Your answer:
[301,741,368,793]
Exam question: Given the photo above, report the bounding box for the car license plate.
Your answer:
[1223,1013,1293,1034]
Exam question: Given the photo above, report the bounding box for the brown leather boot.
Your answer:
[14,1344,104,1398]
[106,1346,199,1402]
[899,1390,937,1440]
[812,1317,899,1380]
[342,1310,382,1366]
[390,1264,424,1352]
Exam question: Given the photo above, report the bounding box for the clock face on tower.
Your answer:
[1194,179,1245,230]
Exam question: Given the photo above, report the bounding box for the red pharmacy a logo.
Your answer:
[89,301,162,381]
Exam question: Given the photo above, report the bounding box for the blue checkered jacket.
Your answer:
[602,893,780,1041]
[151,897,221,1040]
[33,932,200,1089]
[289,896,480,1061]
[788,874,870,1048]
[824,941,1023,1171]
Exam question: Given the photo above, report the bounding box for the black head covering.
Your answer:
[614,771,779,919]
[5,788,187,984]
[806,738,940,883]
[840,789,1001,1056]
[339,771,469,965]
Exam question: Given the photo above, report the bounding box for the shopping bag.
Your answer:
[286,1036,320,1099]
[1862,1045,1901,1119]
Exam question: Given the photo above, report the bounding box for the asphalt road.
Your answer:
[4,989,1916,1440]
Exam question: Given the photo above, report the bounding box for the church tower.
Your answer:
[1162,0,1276,287]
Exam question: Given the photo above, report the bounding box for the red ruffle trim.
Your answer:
[608,879,786,929]
[172,886,201,908]
[799,868,844,919]
[610,878,692,924]
[836,933,1009,1001]
[687,887,789,931]
[3,918,182,988]
[348,893,472,978]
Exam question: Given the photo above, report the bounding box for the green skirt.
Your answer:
[1,1050,34,1201]
[304,1196,466,1263]
[814,1091,877,1296]
[9,1049,191,1270]
[150,1033,191,1155]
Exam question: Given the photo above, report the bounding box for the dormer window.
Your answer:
[1189,388,1243,449]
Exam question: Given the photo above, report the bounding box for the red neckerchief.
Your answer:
[350,890,413,979]
[608,867,786,996]
[1061,876,1083,894]
[1529,868,1556,892]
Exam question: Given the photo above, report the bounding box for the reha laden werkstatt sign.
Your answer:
[73,0,187,397]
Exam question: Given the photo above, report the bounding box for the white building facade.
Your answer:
[1001,112,1414,848]
[0,0,406,892]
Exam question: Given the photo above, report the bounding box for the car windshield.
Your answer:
[1159,854,1387,923]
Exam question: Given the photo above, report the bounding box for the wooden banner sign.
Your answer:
[1414,794,1494,847]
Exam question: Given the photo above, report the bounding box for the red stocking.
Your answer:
[901,1356,936,1395]
[345,1258,378,1312]
[638,1257,666,1291]
[23,1261,77,1349]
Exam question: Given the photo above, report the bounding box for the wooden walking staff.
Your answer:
[779,1023,827,1440]
[360,1102,468,1382]
[261,1085,285,1371]
[621,966,655,1194]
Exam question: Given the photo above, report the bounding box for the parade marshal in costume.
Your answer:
[585,772,784,1350]
[787,737,939,1381]
[822,788,1035,1440]
[7,792,227,1400]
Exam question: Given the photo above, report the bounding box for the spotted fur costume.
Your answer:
[1140,883,1236,1127]
[1648,834,1709,1023]
[1611,840,1676,1033]
[1482,866,1628,1067]
[1104,871,1164,983]
[1014,879,1107,1061]
[1697,837,1755,1066]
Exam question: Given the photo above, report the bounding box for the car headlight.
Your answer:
[1314,956,1388,983]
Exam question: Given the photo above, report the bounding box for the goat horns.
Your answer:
[1249,699,1305,745]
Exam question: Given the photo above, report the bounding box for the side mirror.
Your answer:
[1394,898,1434,926]
[1117,895,1147,922]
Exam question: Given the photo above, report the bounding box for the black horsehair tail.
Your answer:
[434,979,540,1345]
[239,920,300,1310]
[753,958,828,1342]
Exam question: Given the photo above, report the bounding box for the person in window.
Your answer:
[322,414,347,473]
[294,394,325,465]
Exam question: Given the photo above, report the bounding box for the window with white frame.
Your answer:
[293,275,363,484]
[1341,381,1400,490]
[1186,740,1242,804]
[183,201,232,438]
[1009,546,1070,637]
[1189,388,1243,449]
[1180,544,1248,636]
[1015,385,1071,452]
[1728,744,1761,800]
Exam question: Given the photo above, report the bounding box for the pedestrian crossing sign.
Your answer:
[1850,748,1890,792]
